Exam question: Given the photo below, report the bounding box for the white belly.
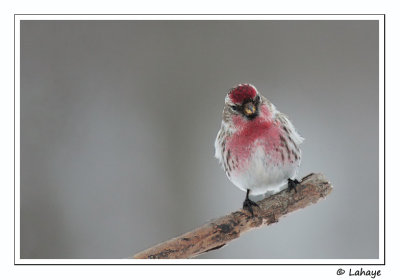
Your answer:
[228,145,300,196]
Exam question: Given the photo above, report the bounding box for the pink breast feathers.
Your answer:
[227,114,283,170]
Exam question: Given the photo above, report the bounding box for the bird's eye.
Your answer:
[230,105,240,111]
[255,95,260,104]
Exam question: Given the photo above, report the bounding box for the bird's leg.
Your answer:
[287,178,300,193]
[242,189,260,217]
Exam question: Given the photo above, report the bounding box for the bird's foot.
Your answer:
[288,178,300,193]
[243,198,260,217]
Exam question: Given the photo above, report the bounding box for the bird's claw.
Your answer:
[243,198,260,217]
[288,178,300,193]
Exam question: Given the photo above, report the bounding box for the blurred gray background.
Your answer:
[20,20,379,259]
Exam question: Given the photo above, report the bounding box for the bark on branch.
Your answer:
[132,173,332,259]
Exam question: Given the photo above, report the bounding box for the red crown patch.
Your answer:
[229,84,257,104]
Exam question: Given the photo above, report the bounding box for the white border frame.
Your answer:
[14,14,385,265]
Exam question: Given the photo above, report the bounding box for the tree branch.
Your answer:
[132,173,332,259]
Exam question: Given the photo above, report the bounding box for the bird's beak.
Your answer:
[243,102,256,117]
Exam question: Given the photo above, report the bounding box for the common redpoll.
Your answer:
[214,84,304,215]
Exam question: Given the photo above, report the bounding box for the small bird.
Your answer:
[214,84,304,216]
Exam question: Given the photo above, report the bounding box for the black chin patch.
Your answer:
[245,111,258,120]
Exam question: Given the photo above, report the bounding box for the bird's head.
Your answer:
[225,84,261,120]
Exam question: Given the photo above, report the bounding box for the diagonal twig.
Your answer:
[132,173,332,259]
